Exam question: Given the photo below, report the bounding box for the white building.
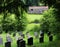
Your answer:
[28,6,48,14]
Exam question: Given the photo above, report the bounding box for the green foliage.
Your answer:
[26,0,40,6]
[31,19,40,23]
[0,0,28,32]
[40,8,57,33]
[40,0,56,7]
[30,25,40,32]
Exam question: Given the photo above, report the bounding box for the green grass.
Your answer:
[0,32,56,47]
[26,14,44,22]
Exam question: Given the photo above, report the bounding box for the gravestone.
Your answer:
[39,30,44,43]
[17,39,22,47]
[49,34,53,41]
[0,36,3,45]
[39,36,44,43]
[34,32,38,38]
[19,40,26,47]
[6,34,12,42]
[40,30,44,37]
[5,42,11,47]
[19,32,25,38]
[28,37,33,45]
[17,36,23,47]
[15,35,18,40]
[47,32,51,36]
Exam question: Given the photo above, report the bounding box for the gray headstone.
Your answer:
[6,34,12,42]
[18,32,23,36]
[34,32,38,38]
[40,30,44,36]
[39,36,44,43]
[40,30,43,35]
[0,36,3,45]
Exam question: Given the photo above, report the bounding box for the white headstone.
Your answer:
[15,35,18,40]
[40,30,43,35]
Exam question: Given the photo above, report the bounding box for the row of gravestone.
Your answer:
[5,37,33,47]
[0,31,53,47]
[5,36,53,47]
[39,31,53,43]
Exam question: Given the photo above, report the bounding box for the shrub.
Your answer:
[40,7,57,34]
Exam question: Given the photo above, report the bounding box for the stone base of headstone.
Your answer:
[47,32,51,36]
[40,33,44,37]
[20,40,26,47]
[17,40,20,47]
[39,36,44,43]
[49,35,53,41]
[5,42,11,47]
[17,39,26,47]
[28,37,33,45]
[17,39,22,47]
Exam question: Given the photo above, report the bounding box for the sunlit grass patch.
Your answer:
[26,14,43,22]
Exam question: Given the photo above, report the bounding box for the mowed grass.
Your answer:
[0,32,56,47]
[26,14,44,22]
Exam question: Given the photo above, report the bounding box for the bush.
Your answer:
[31,19,40,23]
[40,7,57,33]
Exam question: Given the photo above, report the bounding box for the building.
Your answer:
[28,6,48,14]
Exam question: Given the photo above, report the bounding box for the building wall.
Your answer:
[28,6,48,14]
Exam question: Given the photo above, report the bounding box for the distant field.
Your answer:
[26,14,44,22]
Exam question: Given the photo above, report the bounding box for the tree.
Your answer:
[40,0,56,7]
[26,0,40,6]
[0,0,28,32]
[40,8,57,33]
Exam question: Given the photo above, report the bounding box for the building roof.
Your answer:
[29,6,48,9]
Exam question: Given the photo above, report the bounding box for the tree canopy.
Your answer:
[0,0,28,32]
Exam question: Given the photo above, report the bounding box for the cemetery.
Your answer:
[0,0,60,47]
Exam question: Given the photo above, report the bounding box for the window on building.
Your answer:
[31,9,33,11]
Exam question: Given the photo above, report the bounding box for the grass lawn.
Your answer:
[26,14,44,22]
[0,31,56,47]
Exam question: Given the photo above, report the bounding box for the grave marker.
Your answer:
[39,36,44,43]
[28,37,33,45]
[34,32,38,38]
[49,34,53,41]
[0,36,3,45]
[5,42,11,47]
